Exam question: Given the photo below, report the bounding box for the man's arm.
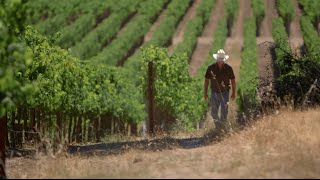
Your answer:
[231,78,236,100]
[204,79,209,101]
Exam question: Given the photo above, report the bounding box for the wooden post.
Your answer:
[29,108,35,141]
[17,107,22,146]
[56,112,62,144]
[111,118,114,135]
[72,115,78,142]
[0,115,7,178]
[23,107,28,143]
[30,108,35,129]
[5,113,9,148]
[95,117,101,142]
[23,107,27,132]
[317,15,320,36]
[130,123,137,136]
[11,111,16,149]
[68,114,73,143]
[76,116,82,143]
[147,62,155,136]
[36,108,40,133]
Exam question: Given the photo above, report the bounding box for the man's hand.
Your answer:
[230,92,236,101]
[204,94,209,101]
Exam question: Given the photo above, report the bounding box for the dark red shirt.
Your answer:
[205,63,235,92]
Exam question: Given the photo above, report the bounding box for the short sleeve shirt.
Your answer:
[205,63,235,92]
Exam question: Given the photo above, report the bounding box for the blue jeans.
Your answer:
[210,91,229,126]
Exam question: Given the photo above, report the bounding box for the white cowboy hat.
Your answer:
[212,49,229,61]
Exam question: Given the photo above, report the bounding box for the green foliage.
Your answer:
[300,16,320,56]
[23,26,85,112]
[22,26,145,122]
[252,0,265,18]
[0,0,35,117]
[237,17,259,112]
[53,0,143,50]
[146,0,192,47]
[64,0,142,56]
[174,17,203,59]
[25,0,80,25]
[272,16,320,104]
[141,46,206,129]
[70,8,136,60]
[174,0,216,60]
[89,16,151,66]
[196,0,216,26]
[0,0,27,33]
[122,0,193,102]
[209,18,228,56]
[276,0,294,23]
[57,14,96,49]
[272,17,291,71]
[251,0,265,25]
[89,0,167,66]
[31,0,83,34]
[298,0,320,23]
[85,65,145,122]
[225,0,239,23]
[122,0,217,129]
[271,43,320,105]
[121,0,195,127]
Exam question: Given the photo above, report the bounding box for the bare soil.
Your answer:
[143,4,168,43]
[259,0,278,38]
[168,0,202,54]
[256,0,278,88]
[289,0,304,56]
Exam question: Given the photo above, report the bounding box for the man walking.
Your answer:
[204,49,236,132]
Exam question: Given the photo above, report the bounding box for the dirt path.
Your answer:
[168,0,201,54]
[256,0,277,91]
[144,6,168,43]
[188,0,225,77]
[258,0,277,38]
[224,0,252,129]
[289,0,304,55]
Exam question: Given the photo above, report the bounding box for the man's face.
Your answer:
[217,61,224,66]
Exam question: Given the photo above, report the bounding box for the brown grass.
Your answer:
[6,108,320,178]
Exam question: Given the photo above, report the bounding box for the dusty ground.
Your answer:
[257,0,278,88]
[6,108,320,178]
[289,0,304,56]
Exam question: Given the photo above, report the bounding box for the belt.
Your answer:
[212,89,229,93]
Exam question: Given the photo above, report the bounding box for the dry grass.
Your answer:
[6,108,320,178]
